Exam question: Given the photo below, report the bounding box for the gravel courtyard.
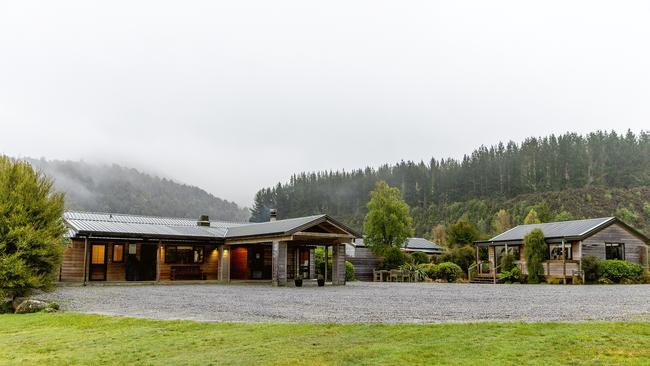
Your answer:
[43,282,650,323]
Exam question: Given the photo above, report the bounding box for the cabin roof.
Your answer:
[476,217,650,245]
[63,211,360,241]
[354,237,444,253]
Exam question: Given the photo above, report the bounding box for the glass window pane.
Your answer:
[113,244,124,262]
[91,245,105,264]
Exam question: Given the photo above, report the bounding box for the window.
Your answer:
[606,243,625,260]
[549,243,572,260]
[112,244,124,263]
[165,245,204,264]
[91,244,106,264]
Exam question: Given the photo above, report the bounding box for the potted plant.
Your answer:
[294,274,303,287]
[317,274,325,287]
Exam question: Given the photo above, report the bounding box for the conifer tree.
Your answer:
[0,157,68,299]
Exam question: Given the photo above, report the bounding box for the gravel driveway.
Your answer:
[42,282,650,323]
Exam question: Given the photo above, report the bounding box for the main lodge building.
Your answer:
[60,210,360,286]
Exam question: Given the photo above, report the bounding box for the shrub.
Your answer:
[345,261,355,281]
[0,157,68,299]
[419,263,439,280]
[581,256,601,283]
[598,260,643,283]
[0,301,13,314]
[500,254,517,272]
[524,229,546,284]
[381,247,406,269]
[437,262,463,282]
[437,245,475,272]
[410,251,430,265]
[499,267,521,283]
[401,263,428,282]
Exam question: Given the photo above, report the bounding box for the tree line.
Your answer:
[250,130,650,236]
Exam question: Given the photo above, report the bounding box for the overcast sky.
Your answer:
[1,1,649,206]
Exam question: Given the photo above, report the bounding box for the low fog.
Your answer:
[1,1,649,206]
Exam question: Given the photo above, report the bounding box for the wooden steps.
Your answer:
[469,274,498,284]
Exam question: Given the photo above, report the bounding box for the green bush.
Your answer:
[419,263,439,280]
[381,247,406,269]
[581,256,601,283]
[598,260,643,283]
[437,245,475,272]
[345,261,355,281]
[437,262,463,282]
[500,254,517,272]
[499,267,521,283]
[0,301,13,314]
[410,251,430,265]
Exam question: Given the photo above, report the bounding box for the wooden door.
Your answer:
[89,244,107,281]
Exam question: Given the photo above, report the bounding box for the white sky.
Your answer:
[1,1,649,206]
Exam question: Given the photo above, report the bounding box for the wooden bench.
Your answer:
[170,266,206,281]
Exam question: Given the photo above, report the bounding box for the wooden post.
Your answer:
[324,245,328,284]
[475,245,480,274]
[82,236,89,285]
[156,241,161,282]
[562,240,566,285]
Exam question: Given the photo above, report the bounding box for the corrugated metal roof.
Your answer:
[354,238,444,253]
[63,211,359,241]
[488,217,616,242]
[223,215,327,238]
[403,237,444,252]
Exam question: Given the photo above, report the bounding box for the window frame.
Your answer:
[112,243,125,263]
[548,243,572,260]
[605,242,625,260]
[164,245,205,265]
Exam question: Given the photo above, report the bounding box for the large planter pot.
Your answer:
[294,279,303,287]
[317,279,325,287]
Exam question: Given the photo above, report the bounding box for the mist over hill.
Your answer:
[26,158,250,222]
[250,130,650,236]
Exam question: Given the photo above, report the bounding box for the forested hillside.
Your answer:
[250,130,650,236]
[26,158,250,222]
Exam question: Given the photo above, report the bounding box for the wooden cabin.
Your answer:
[60,210,360,286]
[473,217,650,283]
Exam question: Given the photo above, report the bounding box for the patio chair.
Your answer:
[389,269,402,282]
[373,270,382,282]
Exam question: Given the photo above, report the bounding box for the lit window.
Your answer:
[113,244,124,263]
[605,243,625,260]
[91,245,105,264]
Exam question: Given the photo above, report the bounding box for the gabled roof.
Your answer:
[354,238,444,253]
[477,217,649,244]
[402,237,444,253]
[63,211,360,241]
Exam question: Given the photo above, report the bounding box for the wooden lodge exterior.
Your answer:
[473,217,650,283]
[60,210,360,286]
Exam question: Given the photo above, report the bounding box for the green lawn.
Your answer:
[2,313,650,365]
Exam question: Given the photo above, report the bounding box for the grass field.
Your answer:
[2,313,650,365]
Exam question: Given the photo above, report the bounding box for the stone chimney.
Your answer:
[269,209,277,222]
[197,215,210,227]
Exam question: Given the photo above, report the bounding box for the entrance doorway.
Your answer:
[125,244,158,281]
[89,244,107,281]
